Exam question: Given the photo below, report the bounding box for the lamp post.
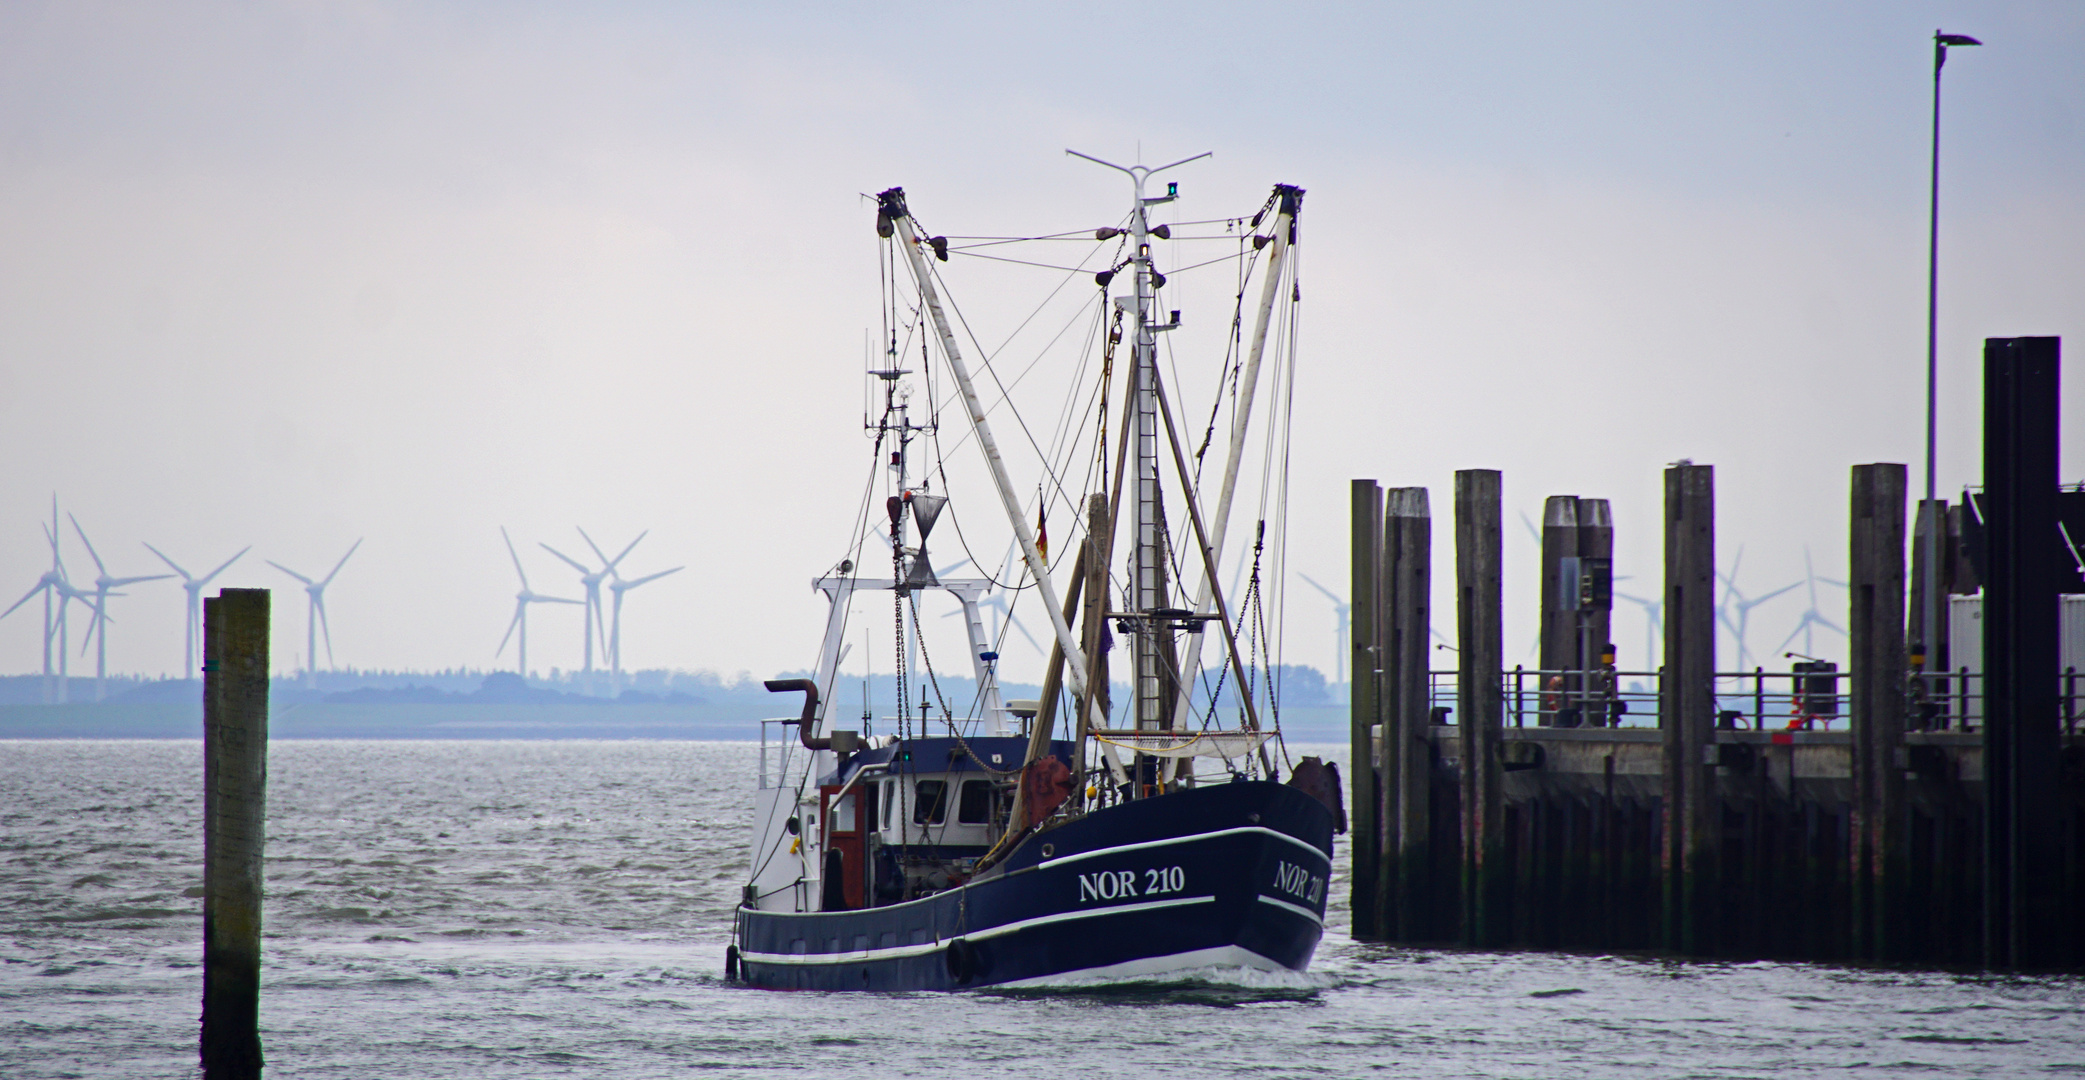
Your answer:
[1920,30,1979,677]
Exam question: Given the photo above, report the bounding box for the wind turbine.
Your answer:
[1715,546,1801,671]
[1297,573,1350,696]
[2,501,89,702]
[144,543,249,678]
[1615,591,1663,673]
[578,528,682,695]
[495,527,581,681]
[268,539,362,690]
[69,515,174,701]
[542,529,643,695]
[1771,546,1848,660]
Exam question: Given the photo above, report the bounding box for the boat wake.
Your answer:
[982,962,1333,1006]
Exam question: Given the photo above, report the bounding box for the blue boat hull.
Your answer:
[733,780,1334,991]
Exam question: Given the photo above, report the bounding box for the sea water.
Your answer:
[3,739,2080,1078]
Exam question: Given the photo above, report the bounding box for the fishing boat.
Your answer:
[729,155,1339,991]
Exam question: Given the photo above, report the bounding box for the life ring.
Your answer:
[724,944,741,982]
[944,938,975,984]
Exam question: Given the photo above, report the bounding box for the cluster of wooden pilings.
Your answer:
[1349,337,2083,970]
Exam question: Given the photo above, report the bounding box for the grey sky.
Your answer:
[1,2,2080,683]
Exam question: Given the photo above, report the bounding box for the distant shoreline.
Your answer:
[0,702,1350,742]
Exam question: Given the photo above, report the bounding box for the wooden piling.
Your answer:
[1660,463,1715,953]
[1848,463,1908,960]
[201,588,269,1080]
[1383,487,1432,941]
[1349,479,1384,938]
[1538,496,1581,726]
[1456,469,1505,947]
[1981,336,2067,970]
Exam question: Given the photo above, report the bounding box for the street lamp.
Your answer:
[1920,30,1979,677]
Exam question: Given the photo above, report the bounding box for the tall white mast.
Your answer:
[1170,185,1302,729]
[1066,150,1208,732]
[878,189,1089,703]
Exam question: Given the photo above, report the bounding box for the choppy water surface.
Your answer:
[3,739,2079,1078]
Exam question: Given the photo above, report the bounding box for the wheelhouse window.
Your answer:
[881,779,895,829]
[912,780,948,825]
[957,779,995,825]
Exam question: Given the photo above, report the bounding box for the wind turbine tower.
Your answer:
[69,515,173,701]
[1297,574,1350,699]
[542,529,642,695]
[145,543,250,678]
[2,500,88,702]
[496,527,581,679]
[268,539,362,690]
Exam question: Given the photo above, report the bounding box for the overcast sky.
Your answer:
[1,1,2080,687]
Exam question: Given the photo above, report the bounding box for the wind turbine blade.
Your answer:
[143,542,192,580]
[577,527,613,567]
[539,543,593,575]
[501,527,531,589]
[497,603,524,658]
[623,566,682,590]
[1812,614,1847,637]
[1004,612,1043,652]
[200,547,250,585]
[936,558,975,579]
[1518,510,1542,545]
[1772,623,1807,658]
[108,574,174,588]
[1751,581,1802,606]
[69,515,108,577]
[1,582,45,620]
[535,596,584,605]
[1297,573,1342,604]
[316,598,335,667]
[1816,576,1848,589]
[606,530,647,571]
[320,538,363,588]
[267,561,316,586]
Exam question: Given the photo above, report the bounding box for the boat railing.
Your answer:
[757,718,798,790]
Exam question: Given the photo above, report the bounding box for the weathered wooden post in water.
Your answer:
[1848,463,1908,960]
[1456,469,1504,946]
[1660,463,1715,953]
[202,588,269,1079]
[1383,487,1433,942]
[1348,480,1384,938]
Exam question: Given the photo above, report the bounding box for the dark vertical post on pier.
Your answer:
[1577,499,1614,703]
[202,588,269,1080]
[1848,463,1908,960]
[1981,335,2066,970]
[1456,469,1504,946]
[1349,479,1384,938]
[1909,498,1951,686]
[1384,487,1433,941]
[1538,496,1580,725]
[1660,464,1714,953]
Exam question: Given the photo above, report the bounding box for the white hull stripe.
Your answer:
[1035,824,1327,872]
[1255,893,1324,926]
[740,895,1215,966]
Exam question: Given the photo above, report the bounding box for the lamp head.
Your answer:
[1935,31,1981,73]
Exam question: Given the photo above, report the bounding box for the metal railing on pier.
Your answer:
[1419,664,2084,735]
